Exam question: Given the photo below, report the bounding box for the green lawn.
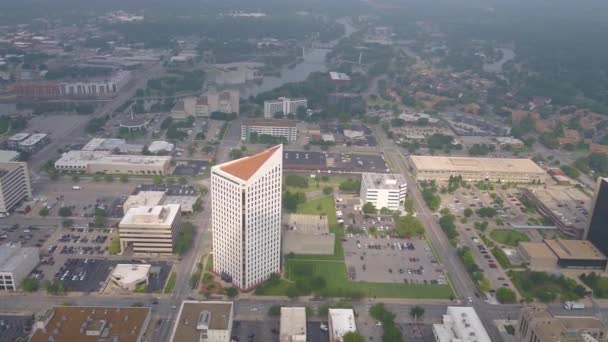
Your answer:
[164,272,176,294]
[270,195,453,299]
[490,229,530,246]
[284,176,347,195]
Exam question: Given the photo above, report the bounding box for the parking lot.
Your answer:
[343,236,446,285]
[0,224,55,248]
[173,160,209,176]
[0,314,34,342]
[231,320,326,342]
[136,184,198,196]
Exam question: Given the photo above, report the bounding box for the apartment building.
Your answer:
[241,119,297,142]
[0,244,39,291]
[118,204,181,255]
[196,90,240,116]
[360,173,407,211]
[211,145,283,289]
[0,161,32,214]
[263,97,307,118]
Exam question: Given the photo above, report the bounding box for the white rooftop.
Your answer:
[123,191,166,211]
[0,150,20,162]
[280,307,306,342]
[329,72,351,81]
[56,150,170,167]
[120,204,180,227]
[111,264,151,287]
[433,307,491,342]
[7,133,29,141]
[362,173,407,190]
[148,141,175,153]
[329,309,356,339]
[19,133,47,146]
[0,244,39,273]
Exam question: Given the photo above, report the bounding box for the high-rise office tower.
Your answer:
[587,178,608,256]
[211,145,283,289]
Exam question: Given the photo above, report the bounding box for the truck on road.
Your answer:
[564,301,585,310]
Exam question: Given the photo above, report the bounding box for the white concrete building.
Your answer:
[58,71,130,97]
[118,204,181,255]
[196,90,240,116]
[0,244,39,291]
[211,145,282,289]
[360,173,407,211]
[280,307,306,342]
[55,150,171,175]
[328,308,357,342]
[123,191,167,213]
[110,264,151,291]
[433,306,491,342]
[170,301,234,342]
[241,119,297,142]
[263,97,307,118]
[147,141,175,154]
[0,162,32,214]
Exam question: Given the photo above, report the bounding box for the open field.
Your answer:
[490,229,530,247]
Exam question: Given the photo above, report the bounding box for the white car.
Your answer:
[320,323,328,331]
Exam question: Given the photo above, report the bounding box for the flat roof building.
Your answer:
[408,156,548,183]
[360,173,407,211]
[0,161,32,214]
[16,133,48,152]
[0,244,39,291]
[196,90,240,117]
[519,242,558,270]
[433,306,491,342]
[55,150,171,175]
[211,145,282,289]
[0,150,21,162]
[147,141,174,154]
[110,264,151,291]
[123,191,167,213]
[169,301,233,342]
[32,306,151,342]
[241,119,298,142]
[586,178,608,258]
[119,204,181,255]
[280,307,306,342]
[517,304,608,342]
[6,133,29,149]
[82,138,143,154]
[329,72,351,84]
[283,151,326,171]
[519,239,607,270]
[328,308,357,342]
[264,97,307,118]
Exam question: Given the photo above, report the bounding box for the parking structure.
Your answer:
[343,236,446,285]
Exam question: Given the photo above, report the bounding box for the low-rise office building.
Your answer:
[328,309,357,342]
[360,173,407,211]
[17,133,48,152]
[123,191,167,213]
[82,138,144,154]
[264,97,307,118]
[520,239,607,270]
[0,150,20,162]
[6,133,29,149]
[517,305,608,342]
[241,119,297,142]
[55,150,171,175]
[169,301,233,342]
[110,264,151,291]
[433,306,491,342]
[0,161,32,214]
[280,307,306,342]
[0,244,39,291]
[408,156,548,183]
[32,306,151,342]
[119,204,181,255]
[196,90,240,116]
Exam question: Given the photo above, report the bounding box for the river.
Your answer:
[235,18,356,97]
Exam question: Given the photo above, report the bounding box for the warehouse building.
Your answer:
[408,156,548,183]
[360,173,407,211]
[0,244,39,291]
[517,305,608,342]
[55,150,171,175]
[170,301,233,342]
[241,119,297,142]
[32,306,151,342]
[0,161,32,214]
[119,204,181,255]
[280,307,306,342]
[519,239,607,270]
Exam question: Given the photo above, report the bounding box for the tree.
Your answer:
[229,149,243,160]
[464,208,473,218]
[362,202,377,215]
[225,287,238,298]
[322,186,333,195]
[58,207,72,217]
[285,174,309,188]
[21,277,39,292]
[342,332,365,342]
[283,191,306,212]
[62,219,74,228]
[119,174,129,183]
[286,286,300,298]
[496,287,517,303]
[153,175,163,185]
[104,174,114,182]
[179,176,188,185]
[39,207,49,217]
[268,305,281,316]
[71,174,80,182]
[396,215,425,237]
[409,306,425,321]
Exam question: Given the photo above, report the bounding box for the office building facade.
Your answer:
[0,162,32,214]
[211,145,282,289]
[196,91,240,116]
[241,119,297,142]
[587,178,608,257]
[360,173,407,211]
[263,97,307,118]
[0,245,39,291]
[118,204,181,255]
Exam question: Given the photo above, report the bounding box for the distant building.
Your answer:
[118,204,181,255]
[211,145,282,289]
[408,156,548,183]
[280,307,306,342]
[519,239,607,271]
[58,71,131,97]
[10,82,61,98]
[169,301,234,342]
[241,119,297,142]
[6,133,29,149]
[495,137,524,148]
[0,244,39,291]
[0,161,32,214]
[328,308,357,342]
[123,191,166,213]
[517,304,608,342]
[82,138,143,154]
[147,141,175,154]
[196,91,240,116]
[15,133,48,153]
[263,97,307,118]
[433,306,491,342]
[110,264,151,291]
[360,173,407,211]
[586,178,608,257]
[55,150,171,175]
[32,306,151,342]
[0,150,20,162]
[329,71,351,85]
[282,151,326,171]
[171,97,197,120]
